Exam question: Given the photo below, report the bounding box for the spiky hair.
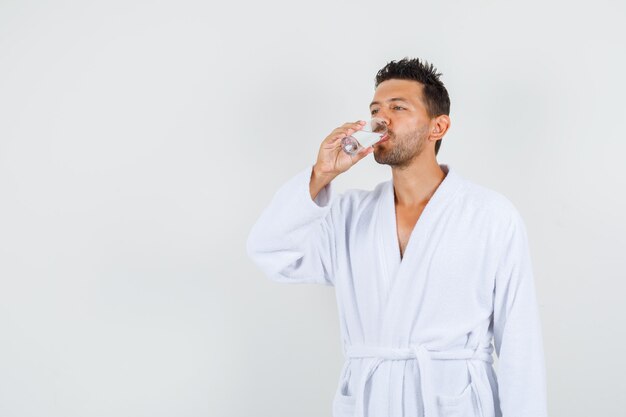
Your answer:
[375,57,450,118]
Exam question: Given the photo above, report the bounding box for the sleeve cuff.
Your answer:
[297,165,335,211]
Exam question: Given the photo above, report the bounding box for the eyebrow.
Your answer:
[369,97,411,108]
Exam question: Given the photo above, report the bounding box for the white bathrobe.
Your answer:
[246,163,547,417]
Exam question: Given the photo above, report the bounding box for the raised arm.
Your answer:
[246,120,373,286]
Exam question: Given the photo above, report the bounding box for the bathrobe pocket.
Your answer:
[436,383,480,417]
[332,365,356,417]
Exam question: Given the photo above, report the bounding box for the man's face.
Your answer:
[369,79,433,168]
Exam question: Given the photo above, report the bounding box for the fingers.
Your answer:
[338,121,366,136]
[326,121,367,144]
[332,121,366,137]
[352,145,374,162]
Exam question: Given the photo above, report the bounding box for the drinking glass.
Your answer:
[341,118,388,156]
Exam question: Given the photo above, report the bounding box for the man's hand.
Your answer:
[310,121,374,200]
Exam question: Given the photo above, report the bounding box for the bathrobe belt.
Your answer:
[346,344,494,417]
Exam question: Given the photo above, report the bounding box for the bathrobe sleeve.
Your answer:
[246,166,338,286]
[492,211,548,417]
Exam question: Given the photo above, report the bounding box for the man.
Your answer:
[247,58,547,417]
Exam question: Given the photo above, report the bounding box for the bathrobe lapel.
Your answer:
[376,165,466,343]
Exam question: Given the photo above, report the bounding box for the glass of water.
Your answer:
[341,118,388,156]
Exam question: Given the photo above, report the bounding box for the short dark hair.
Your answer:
[375,58,450,155]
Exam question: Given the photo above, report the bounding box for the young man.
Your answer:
[247,58,547,417]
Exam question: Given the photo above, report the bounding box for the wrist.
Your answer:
[310,165,336,201]
[312,164,337,182]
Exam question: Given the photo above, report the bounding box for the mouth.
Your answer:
[377,134,390,144]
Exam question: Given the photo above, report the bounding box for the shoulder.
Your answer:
[334,180,389,212]
[342,180,388,202]
[322,180,388,224]
[451,174,532,260]
[455,172,526,228]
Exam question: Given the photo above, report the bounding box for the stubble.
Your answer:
[374,125,430,169]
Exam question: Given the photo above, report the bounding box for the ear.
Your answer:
[430,115,451,140]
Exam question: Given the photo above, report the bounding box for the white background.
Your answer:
[1,1,625,416]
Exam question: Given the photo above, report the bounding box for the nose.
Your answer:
[372,110,391,126]
[373,114,391,131]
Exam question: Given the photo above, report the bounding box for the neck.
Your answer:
[391,152,447,207]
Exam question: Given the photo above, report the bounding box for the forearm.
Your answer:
[310,165,337,201]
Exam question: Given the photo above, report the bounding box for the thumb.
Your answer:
[352,146,374,164]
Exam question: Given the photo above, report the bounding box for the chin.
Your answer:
[373,150,388,165]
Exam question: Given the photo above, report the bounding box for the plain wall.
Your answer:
[1,0,625,416]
